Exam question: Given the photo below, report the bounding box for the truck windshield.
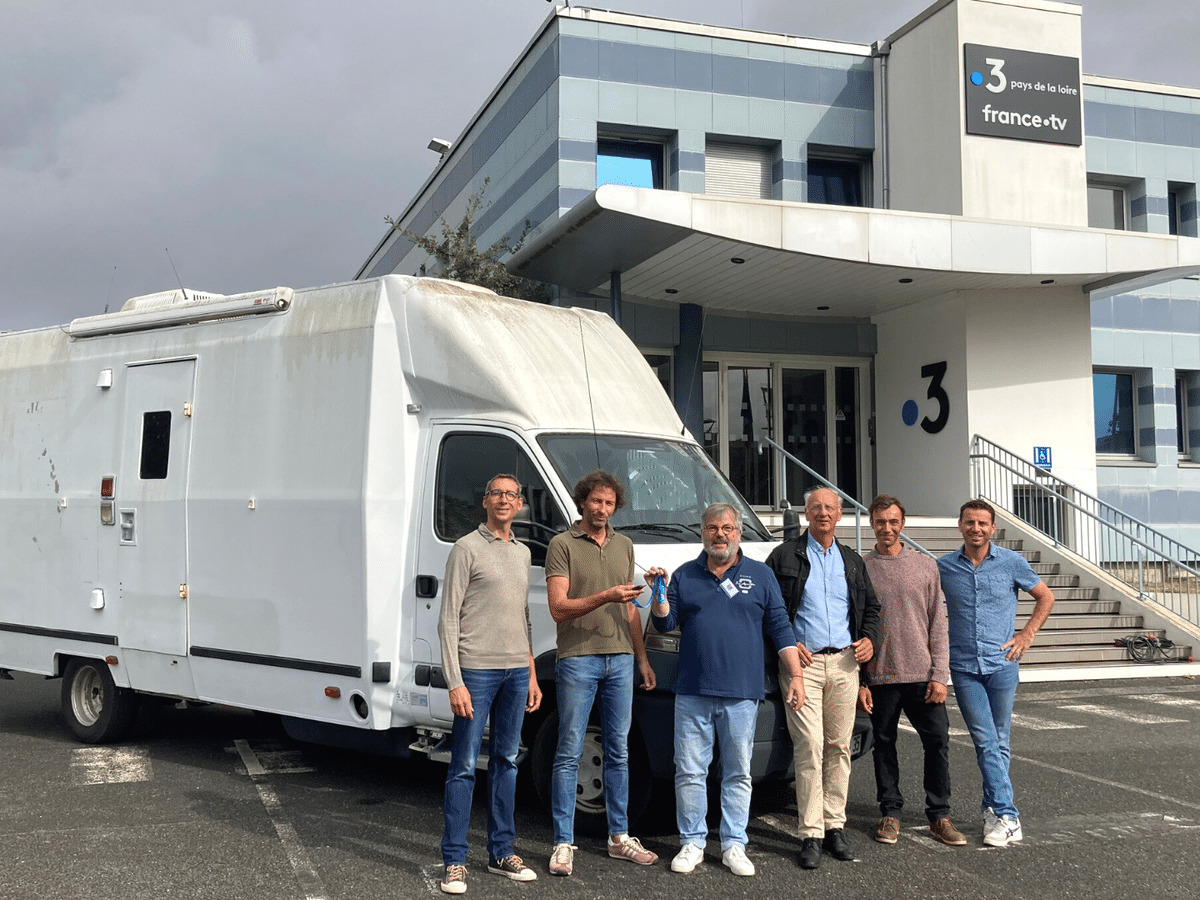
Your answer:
[537,433,771,542]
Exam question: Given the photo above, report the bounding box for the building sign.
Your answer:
[964,44,1082,146]
[1033,446,1052,470]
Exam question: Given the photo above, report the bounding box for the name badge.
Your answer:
[720,578,738,598]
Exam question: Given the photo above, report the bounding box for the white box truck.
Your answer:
[0,274,820,830]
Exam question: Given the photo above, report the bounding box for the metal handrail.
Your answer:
[757,436,934,557]
[970,434,1200,627]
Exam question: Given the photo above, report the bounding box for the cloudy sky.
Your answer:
[2,0,1197,331]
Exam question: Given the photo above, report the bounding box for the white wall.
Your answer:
[884,0,1087,226]
[874,285,1097,515]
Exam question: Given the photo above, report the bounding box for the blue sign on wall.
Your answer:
[1033,446,1052,469]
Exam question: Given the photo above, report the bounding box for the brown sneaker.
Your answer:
[930,818,967,846]
[607,834,658,865]
[874,816,901,844]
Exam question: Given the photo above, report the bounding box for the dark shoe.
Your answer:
[799,837,822,869]
[874,816,901,844]
[823,829,854,861]
[929,817,967,846]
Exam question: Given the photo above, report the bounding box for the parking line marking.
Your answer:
[235,739,328,900]
[1128,693,1200,709]
[1009,712,1085,730]
[70,747,153,785]
[1059,704,1185,725]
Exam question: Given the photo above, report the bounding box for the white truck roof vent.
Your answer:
[67,287,295,338]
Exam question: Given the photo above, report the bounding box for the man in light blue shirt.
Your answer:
[937,499,1054,848]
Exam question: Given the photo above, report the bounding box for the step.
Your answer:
[1040,574,1080,588]
[1023,643,1193,665]
[1021,586,1100,601]
[1022,627,1154,647]
[1018,615,1143,631]
[1018,598,1115,615]
[1030,562,1060,576]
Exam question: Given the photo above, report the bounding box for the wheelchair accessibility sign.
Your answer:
[1033,446,1052,470]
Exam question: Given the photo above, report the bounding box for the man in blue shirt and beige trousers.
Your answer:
[938,499,1055,847]
[645,502,804,877]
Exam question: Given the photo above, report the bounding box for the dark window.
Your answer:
[139,411,172,479]
[1169,190,1180,236]
[597,139,664,189]
[808,158,864,206]
[1177,375,1189,455]
[434,433,566,565]
[1093,372,1136,455]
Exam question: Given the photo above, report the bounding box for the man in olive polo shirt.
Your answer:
[545,470,658,876]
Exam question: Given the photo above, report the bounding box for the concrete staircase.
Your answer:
[830,521,1196,672]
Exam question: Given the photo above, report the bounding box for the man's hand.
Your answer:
[1002,628,1036,661]
[784,674,805,711]
[606,582,645,604]
[852,636,875,663]
[527,679,542,712]
[925,680,947,704]
[795,641,814,668]
[449,685,473,719]
[637,656,657,691]
[857,685,873,713]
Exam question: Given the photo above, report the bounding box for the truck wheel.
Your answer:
[61,658,136,743]
[531,710,651,837]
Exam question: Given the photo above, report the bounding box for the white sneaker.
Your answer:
[721,844,755,876]
[983,808,1023,846]
[671,843,705,873]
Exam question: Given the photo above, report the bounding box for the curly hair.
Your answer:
[572,469,626,513]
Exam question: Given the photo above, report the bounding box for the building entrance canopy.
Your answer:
[508,184,1200,316]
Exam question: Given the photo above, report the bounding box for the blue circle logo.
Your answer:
[971,71,984,86]
[902,399,919,427]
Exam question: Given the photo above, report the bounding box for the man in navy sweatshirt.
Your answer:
[646,502,803,878]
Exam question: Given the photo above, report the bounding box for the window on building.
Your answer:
[1087,180,1127,230]
[597,139,664,189]
[807,156,867,207]
[1093,370,1137,456]
[1178,374,1192,456]
[1169,189,1180,236]
[642,352,672,398]
[705,141,773,199]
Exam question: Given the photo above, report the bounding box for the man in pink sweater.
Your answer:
[858,494,966,848]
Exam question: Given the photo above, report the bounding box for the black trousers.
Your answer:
[869,681,952,821]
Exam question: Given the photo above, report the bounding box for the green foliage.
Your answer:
[386,179,550,303]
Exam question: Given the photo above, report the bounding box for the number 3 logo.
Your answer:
[921,361,949,434]
[983,57,1007,93]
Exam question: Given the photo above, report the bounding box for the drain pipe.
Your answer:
[872,39,891,210]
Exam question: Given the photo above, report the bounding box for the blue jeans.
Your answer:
[551,653,633,843]
[673,693,759,851]
[953,663,1020,819]
[441,666,529,865]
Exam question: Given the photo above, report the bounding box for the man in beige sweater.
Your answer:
[858,494,966,848]
[437,474,542,894]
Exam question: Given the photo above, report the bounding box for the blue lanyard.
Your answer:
[631,573,667,609]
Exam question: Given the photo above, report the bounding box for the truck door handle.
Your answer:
[416,575,438,598]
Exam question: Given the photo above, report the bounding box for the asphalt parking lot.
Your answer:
[1,671,1198,900]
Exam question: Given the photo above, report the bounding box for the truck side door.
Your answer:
[413,428,566,724]
[116,359,195,658]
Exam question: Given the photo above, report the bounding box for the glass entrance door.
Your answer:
[701,357,869,509]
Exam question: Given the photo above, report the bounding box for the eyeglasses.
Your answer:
[702,524,739,536]
[486,489,520,501]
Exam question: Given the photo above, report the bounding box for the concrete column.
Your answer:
[609,271,622,326]
[673,303,704,441]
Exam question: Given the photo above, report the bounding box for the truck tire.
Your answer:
[61,658,136,743]
[531,709,651,837]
